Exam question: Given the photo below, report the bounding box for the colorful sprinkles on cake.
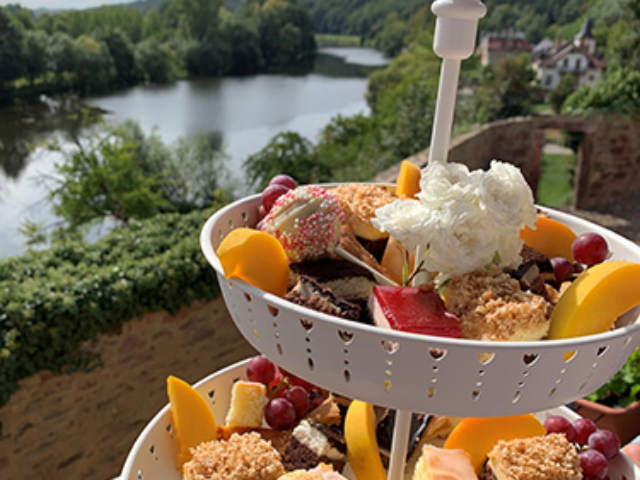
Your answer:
[262,186,345,263]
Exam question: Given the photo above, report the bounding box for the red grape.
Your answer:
[279,368,317,392]
[262,184,290,212]
[246,355,276,385]
[551,257,574,284]
[588,429,620,460]
[257,205,268,221]
[572,418,598,445]
[269,174,297,191]
[307,387,324,410]
[544,415,575,441]
[572,233,609,266]
[264,397,297,430]
[283,385,310,419]
[268,369,286,397]
[579,449,608,480]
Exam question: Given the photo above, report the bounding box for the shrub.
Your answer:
[0,207,221,407]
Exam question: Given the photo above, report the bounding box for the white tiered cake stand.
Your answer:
[122,1,640,479]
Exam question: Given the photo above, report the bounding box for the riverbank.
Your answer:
[0,47,388,259]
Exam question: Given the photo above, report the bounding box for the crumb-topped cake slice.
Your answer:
[442,266,551,341]
[183,432,285,480]
[482,434,582,480]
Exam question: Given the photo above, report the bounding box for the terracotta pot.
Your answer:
[573,398,640,445]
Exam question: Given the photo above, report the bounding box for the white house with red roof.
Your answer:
[532,19,606,90]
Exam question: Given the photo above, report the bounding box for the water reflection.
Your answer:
[0,97,101,181]
[0,47,388,258]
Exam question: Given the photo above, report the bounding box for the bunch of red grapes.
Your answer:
[246,355,324,430]
[256,174,298,230]
[550,232,610,284]
[544,415,621,480]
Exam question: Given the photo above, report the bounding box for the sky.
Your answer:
[0,0,134,10]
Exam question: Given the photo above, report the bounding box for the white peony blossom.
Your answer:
[374,160,537,280]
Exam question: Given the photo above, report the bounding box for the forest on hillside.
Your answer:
[0,0,316,102]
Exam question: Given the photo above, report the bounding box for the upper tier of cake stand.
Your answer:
[200,188,640,417]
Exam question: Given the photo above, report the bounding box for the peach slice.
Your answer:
[548,260,640,339]
[396,160,422,199]
[167,375,217,468]
[344,400,387,480]
[520,216,577,261]
[443,414,545,472]
[216,227,290,297]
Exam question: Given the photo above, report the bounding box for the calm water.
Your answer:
[0,47,387,258]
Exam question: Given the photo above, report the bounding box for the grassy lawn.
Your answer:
[532,103,552,114]
[537,152,576,207]
[315,34,362,48]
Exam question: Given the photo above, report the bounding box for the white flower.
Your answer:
[475,161,537,229]
[372,199,433,252]
[374,160,536,279]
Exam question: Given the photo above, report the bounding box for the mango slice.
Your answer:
[548,260,640,339]
[443,414,545,473]
[520,216,577,261]
[216,227,290,296]
[381,236,415,285]
[167,375,217,468]
[344,400,387,480]
[396,160,422,199]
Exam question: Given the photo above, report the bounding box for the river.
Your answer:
[0,47,388,259]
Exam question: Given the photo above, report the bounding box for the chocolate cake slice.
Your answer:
[376,409,432,467]
[281,419,347,473]
[290,259,375,303]
[285,276,361,322]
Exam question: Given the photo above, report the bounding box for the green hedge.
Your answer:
[0,207,221,408]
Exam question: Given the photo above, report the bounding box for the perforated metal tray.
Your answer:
[119,359,640,480]
[200,189,640,417]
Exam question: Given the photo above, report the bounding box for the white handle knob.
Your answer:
[431,0,487,59]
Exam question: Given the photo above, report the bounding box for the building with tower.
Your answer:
[532,19,606,91]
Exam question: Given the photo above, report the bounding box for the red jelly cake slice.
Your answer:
[370,286,462,338]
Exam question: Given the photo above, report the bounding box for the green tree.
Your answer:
[372,12,408,58]
[46,124,168,229]
[549,74,576,114]
[563,69,640,116]
[142,8,163,39]
[22,30,48,86]
[475,56,540,123]
[259,0,316,69]
[0,8,25,92]
[612,0,640,71]
[381,74,436,160]
[243,132,327,190]
[134,38,176,84]
[73,36,116,94]
[108,121,233,212]
[221,18,264,75]
[100,28,138,87]
[184,39,232,77]
[315,114,384,181]
[46,32,78,88]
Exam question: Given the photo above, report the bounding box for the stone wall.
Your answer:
[376,114,640,211]
[0,299,256,480]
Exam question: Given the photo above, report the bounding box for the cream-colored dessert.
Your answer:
[225,380,268,428]
[278,463,347,479]
[484,434,582,480]
[412,445,477,480]
[329,184,397,242]
[441,266,551,341]
[183,431,285,480]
